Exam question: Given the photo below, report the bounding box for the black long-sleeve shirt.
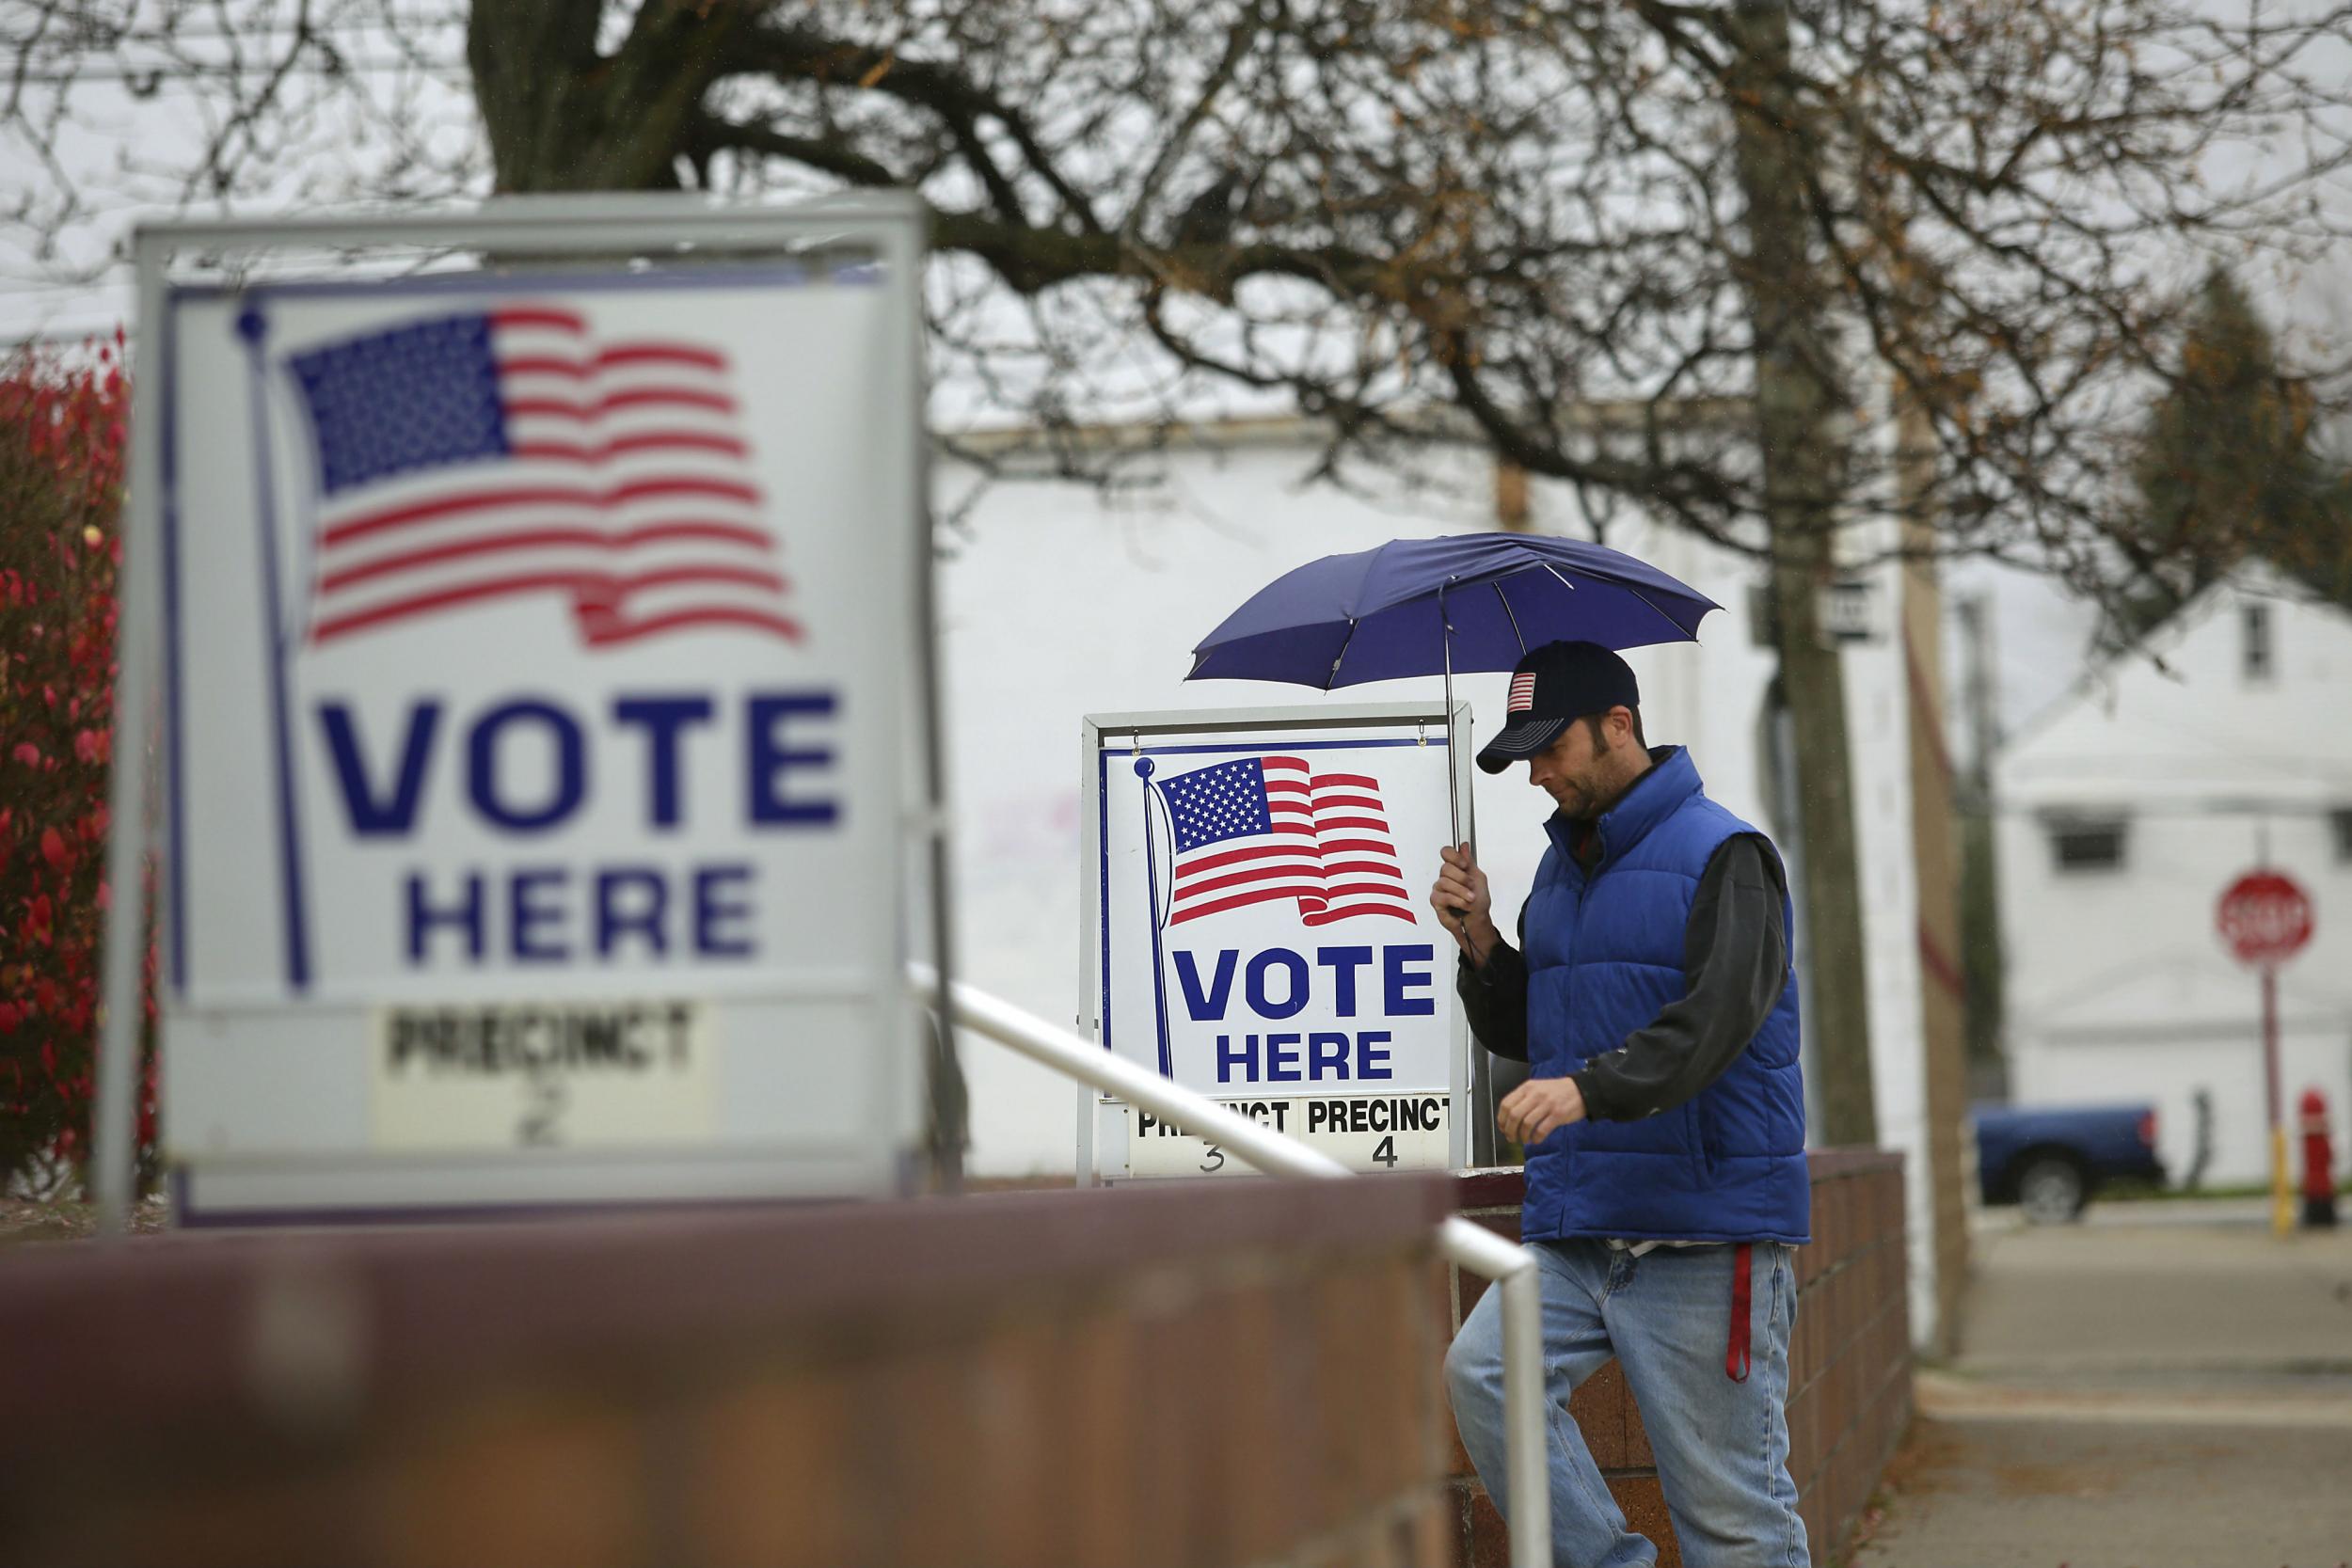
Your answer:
[1456,832,1789,1121]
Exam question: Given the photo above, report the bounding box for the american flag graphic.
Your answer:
[283,305,797,648]
[1158,755,1418,927]
[1508,671,1537,712]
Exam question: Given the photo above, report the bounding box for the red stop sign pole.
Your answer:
[2218,870,2315,1235]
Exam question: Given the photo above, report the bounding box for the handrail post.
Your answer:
[1441,1217,1550,1568]
[910,965,1551,1568]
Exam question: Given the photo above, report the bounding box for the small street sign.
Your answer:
[2217,870,2314,968]
[2217,866,2318,1236]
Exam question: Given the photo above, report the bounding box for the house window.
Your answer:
[2046,814,2129,873]
[2334,808,2352,864]
[2242,602,2274,683]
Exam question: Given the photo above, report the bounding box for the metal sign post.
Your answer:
[95,193,949,1227]
[2217,867,2316,1237]
[2263,964,2283,1233]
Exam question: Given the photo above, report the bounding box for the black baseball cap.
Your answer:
[1475,641,1641,774]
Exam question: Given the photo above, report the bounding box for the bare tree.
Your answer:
[11,0,2351,1141]
[3,2,482,294]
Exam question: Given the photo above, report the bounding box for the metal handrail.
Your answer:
[910,964,1549,1568]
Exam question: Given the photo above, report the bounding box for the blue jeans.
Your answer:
[1445,1238,1808,1568]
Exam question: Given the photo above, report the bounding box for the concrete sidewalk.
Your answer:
[1849,1209,2352,1568]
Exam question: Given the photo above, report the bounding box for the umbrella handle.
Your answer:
[1438,589,1476,939]
[1439,582,1458,930]
[1441,579,1462,845]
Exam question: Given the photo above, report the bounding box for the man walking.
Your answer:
[1436,640,1809,1568]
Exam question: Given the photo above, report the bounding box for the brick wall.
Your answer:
[0,1179,1462,1568]
[1443,1149,1913,1567]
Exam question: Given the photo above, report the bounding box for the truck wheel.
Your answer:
[2016,1155,2087,1224]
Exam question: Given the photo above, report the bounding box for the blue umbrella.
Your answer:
[1187,533,1719,839]
[1188,533,1716,689]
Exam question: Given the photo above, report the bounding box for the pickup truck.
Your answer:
[1972,1101,2167,1223]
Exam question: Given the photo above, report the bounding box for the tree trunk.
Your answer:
[1725,0,1880,1148]
[467,1,740,193]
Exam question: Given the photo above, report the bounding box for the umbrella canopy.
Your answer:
[1187,534,1717,688]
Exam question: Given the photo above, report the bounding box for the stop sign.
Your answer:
[2217,871,2315,967]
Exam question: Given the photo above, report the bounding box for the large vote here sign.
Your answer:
[143,202,931,1219]
[1080,705,1473,1178]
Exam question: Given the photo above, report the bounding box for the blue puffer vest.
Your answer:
[1518,747,1810,1244]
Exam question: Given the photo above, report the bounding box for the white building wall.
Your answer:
[1994,573,2352,1184]
[935,441,1500,1176]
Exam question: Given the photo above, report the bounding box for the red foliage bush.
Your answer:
[0,338,153,1187]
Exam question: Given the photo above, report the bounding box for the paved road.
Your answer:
[1851,1208,2352,1568]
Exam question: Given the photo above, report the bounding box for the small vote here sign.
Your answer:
[1085,707,1470,1176]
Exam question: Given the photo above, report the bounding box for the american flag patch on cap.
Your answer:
[1508,671,1538,713]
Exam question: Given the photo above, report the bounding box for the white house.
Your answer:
[933,420,1961,1347]
[1994,565,2352,1186]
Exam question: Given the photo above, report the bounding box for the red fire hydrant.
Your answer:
[2300,1086,2338,1228]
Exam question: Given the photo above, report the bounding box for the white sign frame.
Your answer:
[1078,702,1475,1180]
[112,194,943,1223]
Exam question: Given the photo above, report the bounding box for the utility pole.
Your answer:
[1956,594,2001,793]
[1726,0,1878,1148]
[1954,592,2008,1085]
